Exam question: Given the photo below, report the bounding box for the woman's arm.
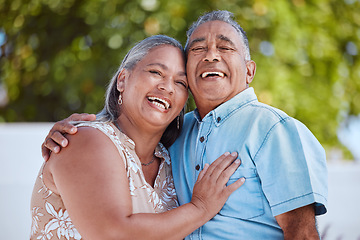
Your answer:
[45,126,244,240]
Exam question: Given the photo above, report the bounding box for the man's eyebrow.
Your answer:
[217,34,236,47]
[188,37,205,49]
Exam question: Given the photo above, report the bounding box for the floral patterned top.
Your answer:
[30,121,178,239]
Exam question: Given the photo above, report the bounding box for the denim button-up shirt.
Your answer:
[169,87,328,239]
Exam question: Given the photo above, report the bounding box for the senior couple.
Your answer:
[31,10,327,239]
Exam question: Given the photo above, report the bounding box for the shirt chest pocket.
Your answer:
[219,168,265,220]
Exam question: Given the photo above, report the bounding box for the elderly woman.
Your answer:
[30,35,244,240]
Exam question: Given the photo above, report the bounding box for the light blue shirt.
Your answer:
[169,87,328,239]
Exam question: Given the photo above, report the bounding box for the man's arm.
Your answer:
[41,113,96,160]
[275,204,319,240]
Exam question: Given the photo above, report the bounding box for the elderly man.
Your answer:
[168,10,327,239]
[42,10,327,239]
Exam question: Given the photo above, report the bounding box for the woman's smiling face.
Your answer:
[117,45,188,129]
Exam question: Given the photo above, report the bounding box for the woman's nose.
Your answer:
[157,79,174,95]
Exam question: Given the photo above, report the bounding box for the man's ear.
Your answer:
[117,69,129,92]
[245,60,256,85]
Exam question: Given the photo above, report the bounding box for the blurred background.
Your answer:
[0,0,359,239]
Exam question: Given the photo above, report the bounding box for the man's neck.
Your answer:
[194,88,249,119]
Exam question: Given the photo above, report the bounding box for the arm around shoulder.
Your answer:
[45,127,244,240]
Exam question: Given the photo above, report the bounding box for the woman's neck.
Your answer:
[115,115,164,161]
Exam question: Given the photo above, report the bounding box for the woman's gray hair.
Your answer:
[97,35,185,148]
[185,10,251,61]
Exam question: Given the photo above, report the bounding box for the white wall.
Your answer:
[317,162,360,239]
[0,123,52,240]
[0,123,359,239]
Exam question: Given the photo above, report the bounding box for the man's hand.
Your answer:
[41,113,96,161]
[275,204,319,240]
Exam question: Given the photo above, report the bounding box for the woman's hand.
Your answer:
[41,113,96,160]
[191,152,245,219]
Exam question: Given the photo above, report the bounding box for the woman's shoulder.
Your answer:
[48,121,120,165]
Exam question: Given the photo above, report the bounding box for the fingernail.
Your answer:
[61,140,67,147]
[231,152,237,157]
[234,159,240,164]
[224,152,230,156]
[70,127,76,133]
[241,177,246,183]
[54,146,60,153]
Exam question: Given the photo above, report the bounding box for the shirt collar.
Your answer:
[193,87,258,125]
[155,143,171,165]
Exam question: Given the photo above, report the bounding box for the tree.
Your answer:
[1,0,359,158]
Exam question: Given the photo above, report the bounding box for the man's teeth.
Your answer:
[201,72,225,78]
[148,97,170,110]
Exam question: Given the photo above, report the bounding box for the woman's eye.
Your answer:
[176,81,188,88]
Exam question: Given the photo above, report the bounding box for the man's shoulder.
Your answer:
[184,111,197,124]
[229,100,291,125]
[250,101,289,118]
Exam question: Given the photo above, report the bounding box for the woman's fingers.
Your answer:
[224,177,246,196]
[191,152,245,219]
[199,152,244,196]
[205,152,238,180]
[197,163,209,182]
[216,158,241,186]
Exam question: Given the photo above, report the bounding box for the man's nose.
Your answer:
[203,46,220,62]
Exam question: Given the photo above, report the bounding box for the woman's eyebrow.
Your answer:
[148,63,186,76]
[147,63,168,70]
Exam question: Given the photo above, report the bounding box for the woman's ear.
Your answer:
[117,69,128,92]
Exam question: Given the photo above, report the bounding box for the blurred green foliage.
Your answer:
[0,0,359,157]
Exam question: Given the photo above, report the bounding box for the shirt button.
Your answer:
[195,164,200,171]
[217,117,221,122]
[199,136,205,142]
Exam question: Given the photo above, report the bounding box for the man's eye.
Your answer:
[191,47,206,52]
[150,70,161,76]
[219,46,232,51]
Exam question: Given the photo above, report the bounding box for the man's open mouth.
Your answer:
[201,71,225,78]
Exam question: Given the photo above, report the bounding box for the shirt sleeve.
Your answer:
[254,117,328,216]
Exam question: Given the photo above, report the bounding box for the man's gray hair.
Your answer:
[185,10,251,61]
[97,35,184,122]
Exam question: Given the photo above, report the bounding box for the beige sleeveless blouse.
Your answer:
[30,121,178,239]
